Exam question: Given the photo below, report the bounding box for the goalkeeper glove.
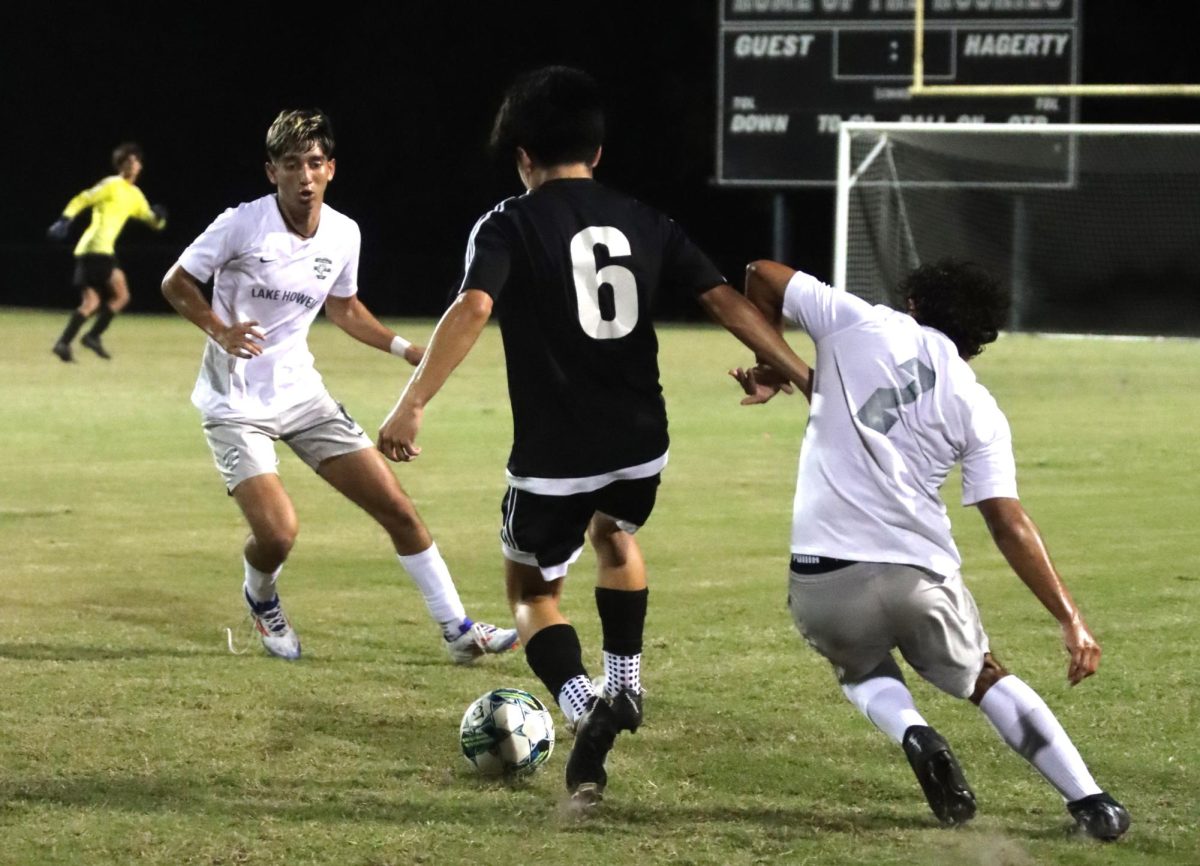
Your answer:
[151,204,169,224]
[47,216,70,241]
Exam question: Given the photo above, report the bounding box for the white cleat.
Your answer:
[244,588,301,661]
[445,620,520,665]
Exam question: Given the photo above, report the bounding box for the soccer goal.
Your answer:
[834,122,1200,336]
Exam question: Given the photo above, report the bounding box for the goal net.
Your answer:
[834,122,1200,336]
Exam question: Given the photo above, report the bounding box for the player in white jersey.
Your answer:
[731,259,1129,841]
[160,109,517,664]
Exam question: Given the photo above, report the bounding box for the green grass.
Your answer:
[1,309,1197,865]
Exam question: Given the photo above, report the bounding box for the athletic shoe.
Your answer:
[52,341,74,362]
[244,588,301,660]
[902,725,977,826]
[608,687,644,733]
[1068,791,1130,841]
[565,696,621,806]
[445,620,520,665]
[81,333,111,359]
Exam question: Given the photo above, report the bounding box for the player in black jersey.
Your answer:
[378,66,812,806]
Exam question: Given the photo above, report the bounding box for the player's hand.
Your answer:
[1061,616,1101,685]
[729,364,794,405]
[152,204,169,224]
[403,344,425,367]
[215,320,265,358]
[377,401,423,463]
[46,216,70,241]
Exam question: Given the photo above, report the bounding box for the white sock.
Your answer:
[979,675,1102,803]
[602,651,641,698]
[396,543,467,638]
[842,676,929,744]
[557,674,597,726]
[243,558,282,604]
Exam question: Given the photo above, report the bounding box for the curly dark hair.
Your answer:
[900,259,1010,359]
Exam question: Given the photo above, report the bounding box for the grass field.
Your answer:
[1,308,1197,865]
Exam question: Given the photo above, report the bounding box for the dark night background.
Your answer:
[5,1,1200,322]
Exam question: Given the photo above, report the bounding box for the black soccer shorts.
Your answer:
[73,253,117,291]
[500,474,660,576]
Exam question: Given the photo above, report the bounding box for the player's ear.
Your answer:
[326,158,335,181]
[590,146,602,169]
[265,161,278,186]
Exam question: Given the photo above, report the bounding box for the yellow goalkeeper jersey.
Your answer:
[62,175,165,257]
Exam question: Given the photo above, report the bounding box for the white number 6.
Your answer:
[570,226,638,339]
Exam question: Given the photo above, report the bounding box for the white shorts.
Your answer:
[201,392,373,492]
[787,561,990,699]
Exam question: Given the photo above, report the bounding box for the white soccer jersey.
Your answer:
[783,270,1017,578]
[176,195,360,419]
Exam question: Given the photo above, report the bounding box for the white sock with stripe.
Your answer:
[979,675,1102,802]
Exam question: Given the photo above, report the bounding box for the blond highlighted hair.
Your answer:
[265,109,335,161]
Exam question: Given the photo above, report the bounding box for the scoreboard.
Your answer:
[717,0,1080,186]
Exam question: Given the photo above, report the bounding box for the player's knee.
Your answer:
[969,653,1009,704]
[587,516,630,562]
[255,524,298,562]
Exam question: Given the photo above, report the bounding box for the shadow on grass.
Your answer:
[0,642,221,661]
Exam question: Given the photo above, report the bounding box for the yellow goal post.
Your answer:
[909,2,1200,98]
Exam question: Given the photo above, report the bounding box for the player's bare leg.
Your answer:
[318,447,431,554]
[320,447,516,660]
[971,652,1130,840]
[82,272,128,359]
[231,473,301,659]
[589,514,647,732]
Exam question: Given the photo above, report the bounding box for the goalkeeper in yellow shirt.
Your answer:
[48,142,167,361]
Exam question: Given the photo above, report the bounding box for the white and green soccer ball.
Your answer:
[460,687,555,777]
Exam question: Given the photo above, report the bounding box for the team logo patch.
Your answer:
[219,446,241,474]
[313,257,333,280]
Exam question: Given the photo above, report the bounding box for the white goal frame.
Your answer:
[833,121,1200,294]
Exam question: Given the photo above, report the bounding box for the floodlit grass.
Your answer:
[1,309,1197,865]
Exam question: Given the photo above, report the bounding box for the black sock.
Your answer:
[524,623,588,700]
[58,311,87,344]
[87,306,115,338]
[595,587,648,656]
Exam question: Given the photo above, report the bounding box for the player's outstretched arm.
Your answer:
[377,289,493,463]
[977,497,1101,685]
[161,264,264,358]
[697,282,813,401]
[324,295,424,366]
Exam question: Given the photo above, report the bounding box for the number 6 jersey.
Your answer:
[460,178,725,493]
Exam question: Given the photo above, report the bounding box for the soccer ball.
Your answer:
[460,687,555,777]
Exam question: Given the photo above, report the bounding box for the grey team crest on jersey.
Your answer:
[313,257,332,280]
[856,358,937,434]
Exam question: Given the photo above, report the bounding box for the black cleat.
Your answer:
[609,687,644,733]
[902,725,977,826]
[1068,792,1130,841]
[52,341,75,362]
[565,697,620,805]
[81,333,111,359]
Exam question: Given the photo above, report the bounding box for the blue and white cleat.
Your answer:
[445,620,520,664]
[244,588,302,660]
